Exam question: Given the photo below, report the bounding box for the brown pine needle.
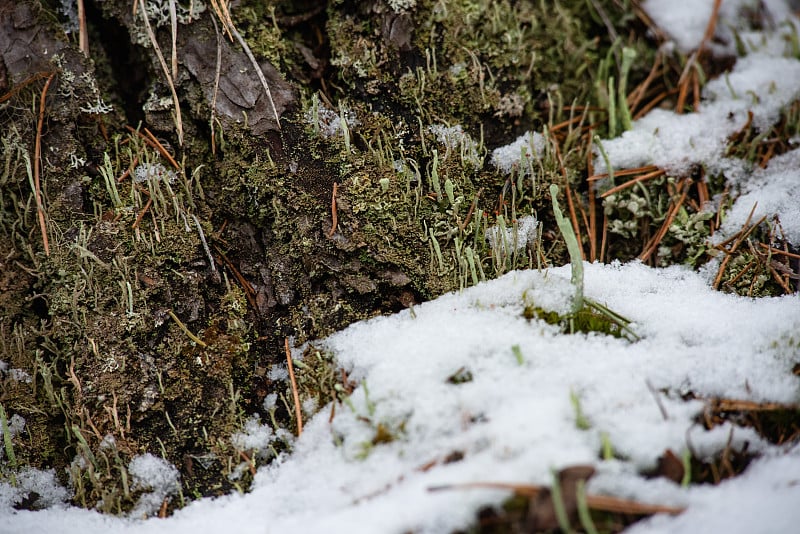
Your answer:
[132,196,153,229]
[0,72,52,104]
[143,128,181,170]
[285,337,303,436]
[34,72,56,257]
[459,188,483,232]
[639,179,690,262]
[600,168,666,198]
[627,53,662,114]
[711,399,798,412]
[124,126,181,170]
[712,203,762,288]
[588,165,660,182]
[327,182,339,238]
[635,87,679,120]
[758,243,800,260]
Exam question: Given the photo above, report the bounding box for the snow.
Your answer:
[592,51,800,178]
[127,454,180,519]
[486,215,539,252]
[3,2,800,533]
[3,262,799,533]
[491,131,546,174]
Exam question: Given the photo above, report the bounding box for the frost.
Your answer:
[427,124,482,167]
[267,364,288,382]
[231,415,275,461]
[134,163,176,184]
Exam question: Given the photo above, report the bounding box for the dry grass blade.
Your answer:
[34,72,57,257]
[285,338,303,436]
[138,0,184,146]
[169,0,178,79]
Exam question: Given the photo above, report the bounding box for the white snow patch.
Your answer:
[594,51,800,178]
[486,215,539,252]
[128,454,180,518]
[491,131,546,174]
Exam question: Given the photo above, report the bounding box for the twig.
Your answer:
[77,0,89,56]
[327,182,339,238]
[138,0,184,146]
[167,309,207,348]
[34,73,56,256]
[459,188,483,232]
[131,196,153,229]
[285,338,303,436]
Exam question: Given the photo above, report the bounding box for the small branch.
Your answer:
[285,337,303,436]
